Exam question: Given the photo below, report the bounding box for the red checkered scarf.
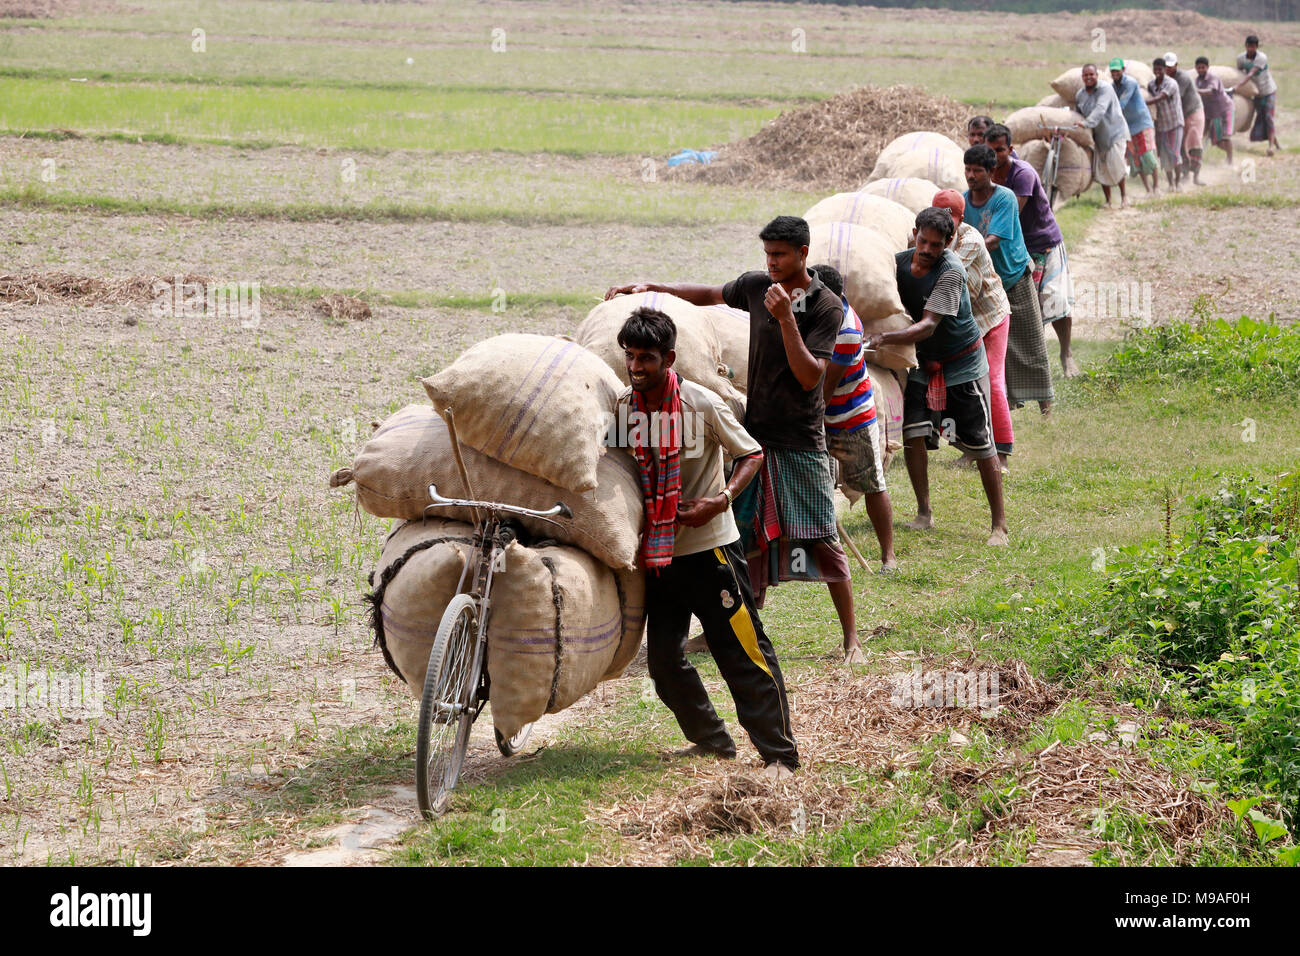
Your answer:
[629,370,682,571]
[924,339,983,412]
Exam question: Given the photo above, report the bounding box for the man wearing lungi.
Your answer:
[1195,56,1234,167]
[1111,57,1159,194]
[1146,58,1185,192]
[1075,63,1131,209]
[963,144,1054,416]
[1237,35,1281,157]
[985,122,1079,379]
[604,216,864,664]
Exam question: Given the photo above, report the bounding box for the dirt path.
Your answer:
[1066,146,1299,336]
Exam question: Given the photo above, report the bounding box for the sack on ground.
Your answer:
[858,178,943,218]
[1004,106,1093,150]
[808,222,916,372]
[803,191,914,249]
[422,334,620,494]
[331,404,643,570]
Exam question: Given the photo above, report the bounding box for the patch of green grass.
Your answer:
[0,78,779,155]
[0,180,821,228]
[1150,192,1296,211]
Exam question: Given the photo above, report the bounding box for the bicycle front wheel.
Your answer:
[416,593,481,819]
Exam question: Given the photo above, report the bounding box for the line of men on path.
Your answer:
[597,33,1281,770]
[1027,35,1279,207]
[603,143,1053,766]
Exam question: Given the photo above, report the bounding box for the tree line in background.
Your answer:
[749,0,1298,22]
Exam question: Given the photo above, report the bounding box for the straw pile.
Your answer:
[0,271,212,305]
[312,293,371,321]
[672,85,973,191]
[597,655,1229,865]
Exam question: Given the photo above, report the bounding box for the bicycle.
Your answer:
[414,413,572,819]
[1037,122,1073,210]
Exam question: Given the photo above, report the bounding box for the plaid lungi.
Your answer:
[1251,94,1276,143]
[1003,270,1054,405]
[1032,242,1074,325]
[734,447,847,604]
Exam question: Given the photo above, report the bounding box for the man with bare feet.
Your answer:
[867,207,1008,547]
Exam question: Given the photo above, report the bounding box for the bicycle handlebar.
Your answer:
[424,484,573,522]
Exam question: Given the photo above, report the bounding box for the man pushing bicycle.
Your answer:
[608,306,799,780]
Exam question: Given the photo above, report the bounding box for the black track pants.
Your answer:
[645,538,799,769]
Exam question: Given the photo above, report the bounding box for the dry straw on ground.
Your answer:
[312,293,372,321]
[0,271,213,305]
[670,85,973,191]
[597,656,1230,865]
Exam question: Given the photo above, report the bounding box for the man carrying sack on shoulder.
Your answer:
[609,306,798,780]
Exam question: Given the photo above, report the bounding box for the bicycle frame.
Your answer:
[422,484,572,720]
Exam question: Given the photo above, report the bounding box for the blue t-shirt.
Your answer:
[1114,73,1154,135]
[963,184,1031,292]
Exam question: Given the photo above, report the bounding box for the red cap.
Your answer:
[931,189,965,228]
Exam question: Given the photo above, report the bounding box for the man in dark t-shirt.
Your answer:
[866,206,1008,547]
[604,216,865,664]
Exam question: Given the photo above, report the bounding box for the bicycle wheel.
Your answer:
[1043,138,1062,209]
[495,722,534,757]
[416,593,481,819]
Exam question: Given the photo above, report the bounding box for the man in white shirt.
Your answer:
[610,306,798,779]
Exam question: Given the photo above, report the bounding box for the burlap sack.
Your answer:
[1051,62,1152,102]
[487,542,644,739]
[369,525,646,729]
[1018,137,1092,199]
[1210,66,1257,100]
[1233,94,1255,134]
[701,303,750,394]
[865,361,904,468]
[1005,107,1094,150]
[869,132,965,191]
[330,404,643,571]
[808,222,916,372]
[804,190,915,246]
[859,178,944,218]
[1036,93,1068,109]
[370,518,475,695]
[576,291,743,409]
[422,334,620,494]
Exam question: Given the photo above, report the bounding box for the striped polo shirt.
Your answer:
[824,295,876,434]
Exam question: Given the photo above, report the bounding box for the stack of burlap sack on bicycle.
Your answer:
[330,333,648,740]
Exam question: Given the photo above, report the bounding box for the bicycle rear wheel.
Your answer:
[416,593,481,819]
[495,722,534,756]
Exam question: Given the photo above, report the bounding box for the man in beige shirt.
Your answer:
[609,306,798,778]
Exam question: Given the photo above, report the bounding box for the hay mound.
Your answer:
[0,271,213,305]
[1092,9,1230,46]
[312,293,372,321]
[671,85,973,191]
[598,656,1228,865]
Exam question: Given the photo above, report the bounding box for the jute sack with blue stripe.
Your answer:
[422,334,621,494]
